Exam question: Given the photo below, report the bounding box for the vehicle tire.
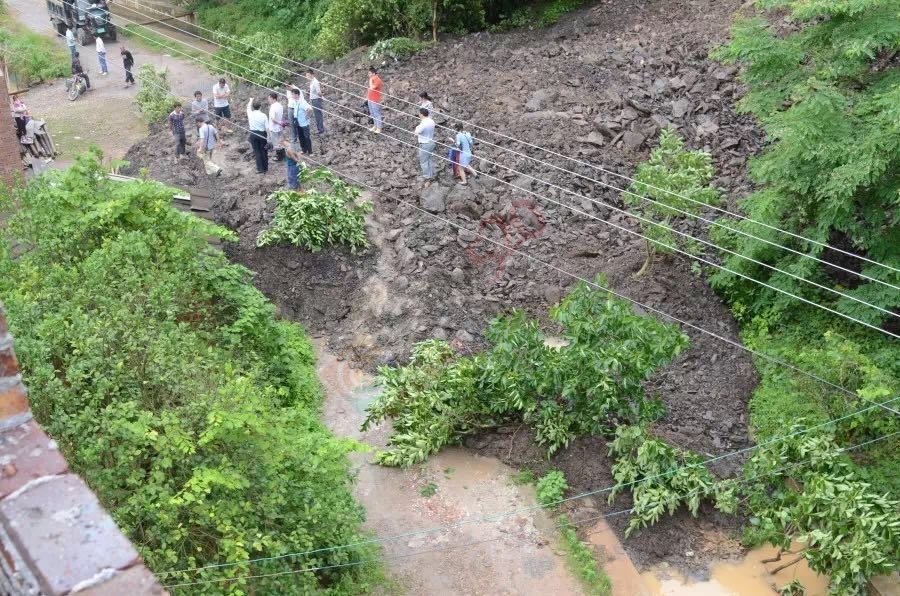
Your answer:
[68,84,80,102]
[77,28,92,46]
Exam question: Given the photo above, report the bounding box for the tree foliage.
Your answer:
[625,128,719,275]
[135,64,174,123]
[0,10,69,86]
[0,150,378,594]
[257,167,373,253]
[362,276,688,466]
[742,430,900,595]
[607,425,736,537]
[710,0,900,325]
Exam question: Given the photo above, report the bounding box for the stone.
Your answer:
[671,98,690,119]
[431,326,448,340]
[421,185,449,214]
[580,131,606,147]
[451,267,466,285]
[592,116,621,137]
[622,131,646,151]
[650,114,671,131]
[0,421,68,499]
[454,329,475,344]
[720,136,740,149]
[0,474,140,595]
[525,88,557,112]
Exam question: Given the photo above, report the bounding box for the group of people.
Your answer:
[10,96,56,161]
[65,26,136,91]
[160,65,478,190]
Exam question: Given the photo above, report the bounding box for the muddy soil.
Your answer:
[122,0,763,575]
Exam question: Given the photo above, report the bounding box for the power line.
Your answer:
[50,33,900,582]
[91,10,900,337]
[121,0,900,280]
[158,428,900,589]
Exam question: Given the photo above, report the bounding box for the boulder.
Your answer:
[622,131,646,151]
[421,184,449,213]
[525,88,558,112]
[671,98,690,119]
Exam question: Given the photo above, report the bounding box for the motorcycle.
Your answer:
[65,73,88,101]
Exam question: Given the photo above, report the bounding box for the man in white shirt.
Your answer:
[95,37,108,75]
[66,28,76,59]
[266,92,285,161]
[305,69,325,135]
[247,97,269,174]
[212,78,233,133]
[414,108,437,180]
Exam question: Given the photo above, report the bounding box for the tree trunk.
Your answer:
[432,0,438,43]
[634,239,653,278]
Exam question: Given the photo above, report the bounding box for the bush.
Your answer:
[559,515,612,596]
[536,470,568,509]
[0,24,69,86]
[135,64,174,123]
[625,128,719,276]
[256,168,373,253]
[0,150,378,593]
[607,425,736,537]
[362,276,688,467]
[213,30,289,88]
[368,37,428,63]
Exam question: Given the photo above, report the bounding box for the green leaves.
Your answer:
[135,64,174,123]
[0,151,376,594]
[536,470,568,509]
[364,277,688,467]
[257,168,373,253]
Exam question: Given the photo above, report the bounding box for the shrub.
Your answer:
[256,167,373,253]
[625,128,719,276]
[363,276,688,467]
[213,30,288,88]
[0,150,378,593]
[368,37,428,63]
[536,470,568,509]
[135,64,174,123]
[559,515,612,596]
[0,25,69,86]
[741,430,900,594]
[608,425,736,537]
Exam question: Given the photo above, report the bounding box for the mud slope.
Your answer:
[123,0,762,572]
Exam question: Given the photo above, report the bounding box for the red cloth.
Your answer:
[367,75,383,103]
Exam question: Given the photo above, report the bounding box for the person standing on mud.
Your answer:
[95,36,108,76]
[267,92,285,162]
[367,66,383,134]
[195,115,217,159]
[213,78,233,133]
[287,85,313,155]
[453,122,478,185]
[418,91,434,116]
[305,69,325,135]
[121,46,135,87]
[247,97,269,174]
[415,108,437,180]
[167,102,187,161]
[280,139,304,190]
[190,91,210,125]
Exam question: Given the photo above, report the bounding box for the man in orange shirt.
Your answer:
[367,66,383,134]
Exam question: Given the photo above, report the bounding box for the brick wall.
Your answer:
[0,302,166,595]
[1,62,24,186]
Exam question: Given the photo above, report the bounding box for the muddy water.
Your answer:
[316,343,585,594]
[644,544,828,596]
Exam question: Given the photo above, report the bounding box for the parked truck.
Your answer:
[47,0,117,45]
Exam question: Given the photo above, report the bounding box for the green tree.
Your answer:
[625,128,719,277]
[0,150,378,594]
[710,0,900,325]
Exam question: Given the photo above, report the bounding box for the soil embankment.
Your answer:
[123,0,765,576]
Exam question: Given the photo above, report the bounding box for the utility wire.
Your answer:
[92,10,900,337]
[158,428,900,589]
[121,0,900,280]
[47,25,900,577]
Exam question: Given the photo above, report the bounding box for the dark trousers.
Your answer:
[14,117,26,139]
[174,131,186,156]
[297,125,312,154]
[78,72,91,89]
[311,98,325,134]
[124,67,135,84]
[249,131,268,172]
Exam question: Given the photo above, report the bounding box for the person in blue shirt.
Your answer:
[287,85,313,155]
[280,139,304,190]
[453,122,478,185]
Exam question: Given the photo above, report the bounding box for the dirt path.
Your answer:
[6,0,211,167]
[317,344,594,594]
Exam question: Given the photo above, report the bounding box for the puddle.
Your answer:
[644,544,828,596]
